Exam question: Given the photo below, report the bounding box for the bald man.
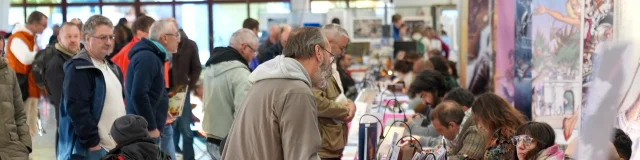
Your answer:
[258,25,281,55]
[256,24,292,64]
[203,29,258,160]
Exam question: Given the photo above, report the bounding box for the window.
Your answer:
[140,0,172,2]
[11,0,22,4]
[67,0,99,3]
[66,6,101,22]
[9,7,25,26]
[249,2,291,20]
[103,0,135,2]
[212,3,247,47]
[142,5,173,21]
[26,6,62,48]
[176,4,210,64]
[310,1,347,13]
[102,5,135,26]
[26,0,62,3]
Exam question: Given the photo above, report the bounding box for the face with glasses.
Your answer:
[514,135,537,159]
[241,42,258,62]
[310,41,333,89]
[329,34,349,58]
[161,25,181,54]
[85,25,115,59]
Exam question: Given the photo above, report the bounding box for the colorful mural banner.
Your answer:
[466,0,493,96]
[495,0,516,108]
[531,0,582,140]
[514,0,533,120]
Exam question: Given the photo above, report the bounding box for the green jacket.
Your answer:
[202,60,251,140]
[313,77,350,158]
[0,58,31,160]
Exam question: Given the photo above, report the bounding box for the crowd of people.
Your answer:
[0,10,634,160]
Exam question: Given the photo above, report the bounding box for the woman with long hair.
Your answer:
[472,93,526,160]
[515,122,564,160]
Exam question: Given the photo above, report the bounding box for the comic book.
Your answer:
[168,85,188,117]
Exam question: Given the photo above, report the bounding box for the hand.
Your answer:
[343,101,357,122]
[534,4,547,15]
[166,113,177,124]
[398,136,421,147]
[149,129,161,138]
[89,145,102,151]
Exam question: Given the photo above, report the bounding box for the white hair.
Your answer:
[321,23,349,41]
[229,28,258,46]
[148,19,176,41]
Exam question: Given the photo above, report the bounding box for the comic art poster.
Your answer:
[495,0,516,108]
[466,0,493,96]
[531,0,582,139]
[514,0,534,120]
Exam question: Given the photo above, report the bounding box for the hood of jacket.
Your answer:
[11,23,33,35]
[248,55,311,87]
[205,46,249,68]
[128,38,167,62]
[536,144,565,160]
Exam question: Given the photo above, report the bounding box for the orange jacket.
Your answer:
[6,31,40,98]
[111,37,170,88]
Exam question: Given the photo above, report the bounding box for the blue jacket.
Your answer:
[57,50,123,160]
[125,38,169,132]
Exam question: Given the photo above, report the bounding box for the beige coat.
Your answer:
[0,58,31,160]
[221,55,321,160]
[313,77,349,158]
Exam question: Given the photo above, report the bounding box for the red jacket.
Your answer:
[111,37,170,88]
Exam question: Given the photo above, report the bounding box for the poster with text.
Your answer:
[514,0,534,120]
[495,0,516,111]
[466,0,493,96]
[531,0,583,139]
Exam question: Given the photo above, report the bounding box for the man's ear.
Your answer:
[449,122,457,128]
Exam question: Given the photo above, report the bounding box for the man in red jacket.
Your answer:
[111,16,171,88]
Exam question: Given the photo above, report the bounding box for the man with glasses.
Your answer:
[202,28,257,160]
[125,19,181,160]
[428,100,485,160]
[313,24,356,160]
[57,15,125,160]
[5,11,47,140]
[222,27,332,160]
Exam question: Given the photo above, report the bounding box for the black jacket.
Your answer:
[258,42,283,64]
[338,67,358,100]
[170,33,202,89]
[101,138,170,160]
[42,46,73,114]
[205,46,249,68]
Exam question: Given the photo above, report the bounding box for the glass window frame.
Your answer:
[10,0,293,65]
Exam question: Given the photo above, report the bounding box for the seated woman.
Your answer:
[514,122,564,160]
[472,93,526,160]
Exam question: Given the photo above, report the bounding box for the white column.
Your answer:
[0,0,10,30]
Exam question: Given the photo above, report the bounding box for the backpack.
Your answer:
[32,45,57,89]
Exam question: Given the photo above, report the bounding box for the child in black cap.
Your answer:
[102,115,171,160]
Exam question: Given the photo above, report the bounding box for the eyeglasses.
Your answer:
[512,135,535,146]
[319,45,335,63]
[91,35,116,41]
[165,32,181,39]
[245,44,258,56]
